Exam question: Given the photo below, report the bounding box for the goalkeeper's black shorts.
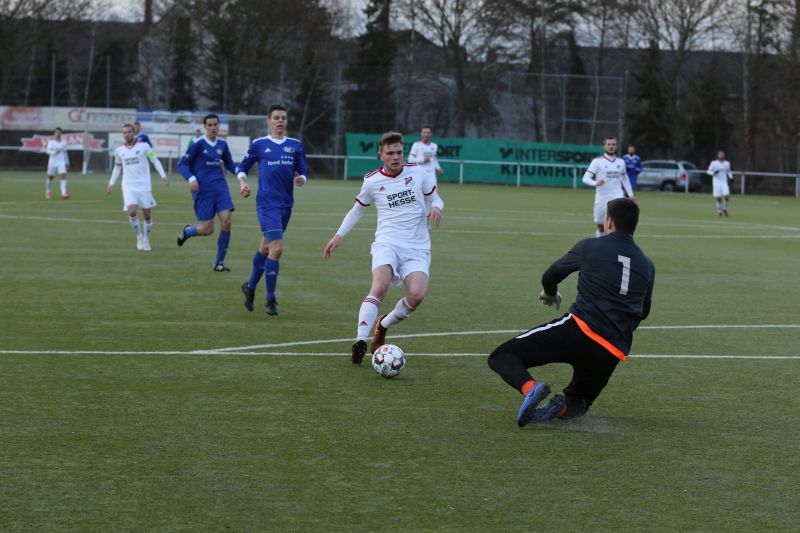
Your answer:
[488,313,622,408]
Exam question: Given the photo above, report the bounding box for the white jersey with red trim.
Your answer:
[111,142,157,191]
[408,141,440,174]
[583,154,633,200]
[707,160,732,182]
[355,163,438,250]
[46,139,68,167]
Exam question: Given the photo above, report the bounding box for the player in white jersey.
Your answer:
[45,127,70,199]
[408,125,444,177]
[324,131,445,365]
[107,123,169,251]
[707,150,733,217]
[582,136,635,237]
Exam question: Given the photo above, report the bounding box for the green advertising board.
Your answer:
[345,133,602,187]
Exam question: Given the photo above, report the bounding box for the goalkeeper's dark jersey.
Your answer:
[541,232,655,355]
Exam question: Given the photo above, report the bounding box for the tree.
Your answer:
[633,0,730,153]
[402,0,509,136]
[490,0,580,141]
[627,40,673,157]
[0,0,94,103]
[344,0,396,133]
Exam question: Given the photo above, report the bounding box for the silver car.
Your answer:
[637,160,703,191]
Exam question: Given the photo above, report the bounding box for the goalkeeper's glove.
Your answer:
[538,290,562,310]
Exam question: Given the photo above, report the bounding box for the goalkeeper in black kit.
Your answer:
[488,198,655,427]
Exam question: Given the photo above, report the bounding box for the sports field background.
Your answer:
[1,171,798,531]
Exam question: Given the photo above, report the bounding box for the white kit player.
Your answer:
[324,131,445,365]
[45,127,70,199]
[582,136,635,237]
[107,123,169,251]
[707,150,733,217]
[408,125,444,177]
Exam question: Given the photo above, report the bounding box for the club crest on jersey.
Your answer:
[404,177,414,185]
[216,149,223,155]
[379,186,386,192]
[283,146,295,153]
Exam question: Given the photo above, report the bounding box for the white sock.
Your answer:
[357,295,381,341]
[60,179,67,195]
[129,215,140,236]
[45,179,52,193]
[722,200,728,211]
[144,219,153,239]
[381,298,416,328]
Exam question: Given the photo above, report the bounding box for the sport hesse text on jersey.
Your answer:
[387,189,416,208]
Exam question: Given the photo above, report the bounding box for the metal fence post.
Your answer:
[343,157,348,180]
[740,173,745,195]
[516,164,521,187]
[459,162,464,185]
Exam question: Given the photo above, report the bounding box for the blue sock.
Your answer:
[264,258,280,302]
[248,251,267,289]
[215,230,231,265]
[186,225,200,237]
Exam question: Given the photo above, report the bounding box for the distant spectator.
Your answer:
[623,145,642,190]
[187,128,202,151]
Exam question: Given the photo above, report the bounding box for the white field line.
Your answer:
[203,324,800,353]
[0,350,797,360]
[1,213,798,239]
[2,324,796,358]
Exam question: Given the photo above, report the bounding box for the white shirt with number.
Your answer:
[111,142,158,191]
[582,155,634,201]
[356,164,439,250]
[408,141,440,174]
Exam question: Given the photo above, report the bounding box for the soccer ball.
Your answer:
[371,344,405,378]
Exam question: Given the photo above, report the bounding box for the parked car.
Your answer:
[637,160,703,191]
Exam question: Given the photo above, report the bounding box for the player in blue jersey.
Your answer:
[236,104,307,316]
[623,145,642,190]
[177,113,251,271]
[132,121,152,147]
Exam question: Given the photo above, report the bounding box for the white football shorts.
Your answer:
[712,179,730,198]
[593,197,619,225]
[47,162,67,175]
[122,188,157,210]
[371,243,431,285]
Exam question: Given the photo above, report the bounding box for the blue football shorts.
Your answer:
[257,205,292,242]
[194,189,235,221]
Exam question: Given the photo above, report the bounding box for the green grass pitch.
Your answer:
[0,170,798,531]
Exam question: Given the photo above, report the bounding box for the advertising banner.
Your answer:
[20,132,105,152]
[345,133,601,187]
[0,106,137,132]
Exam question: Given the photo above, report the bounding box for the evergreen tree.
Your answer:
[344,0,395,133]
[627,40,673,157]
